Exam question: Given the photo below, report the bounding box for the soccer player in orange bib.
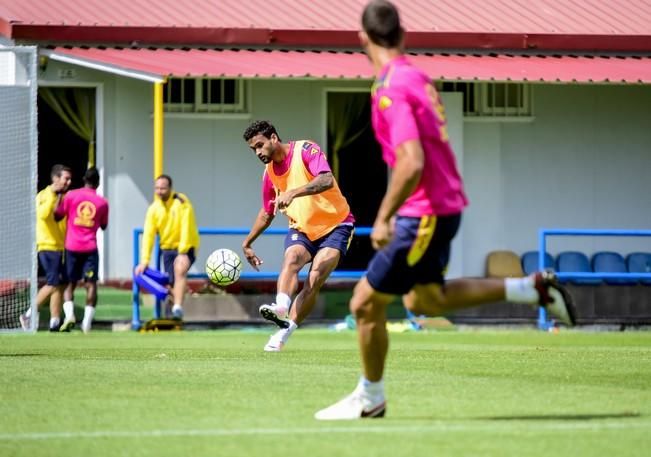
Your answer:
[242,120,355,352]
[315,0,575,420]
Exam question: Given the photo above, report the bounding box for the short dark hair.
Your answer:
[83,167,100,188]
[50,164,72,178]
[243,120,280,142]
[362,0,404,48]
[156,174,173,188]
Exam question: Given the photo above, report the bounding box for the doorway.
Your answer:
[37,87,96,190]
[326,91,386,270]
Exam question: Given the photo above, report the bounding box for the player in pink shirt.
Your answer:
[242,120,355,352]
[55,167,109,333]
[316,0,576,420]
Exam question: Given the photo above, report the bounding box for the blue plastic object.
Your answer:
[134,272,169,300]
[521,251,554,275]
[626,252,651,285]
[144,267,169,285]
[556,251,602,285]
[592,252,635,285]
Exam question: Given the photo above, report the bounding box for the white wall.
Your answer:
[463,84,651,276]
[39,62,651,279]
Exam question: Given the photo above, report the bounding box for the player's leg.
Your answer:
[290,247,340,324]
[314,277,393,420]
[263,246,343,352]
[316,216,445,420]
[80,251,100,333]
[48,286,64,332]
[259,237,312,329]
[61,250,82,332]
[21,251,56,330]
[260,244,311,351]
[404,272,575,326]
[170,249,195,320]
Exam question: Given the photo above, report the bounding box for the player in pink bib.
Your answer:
[315,0,576,421]
[55,167,109,333]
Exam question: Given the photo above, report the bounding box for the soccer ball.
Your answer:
[205,248,242,286]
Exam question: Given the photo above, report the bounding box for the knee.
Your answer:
[405,294,445,316]
[283,252,303,271]
[350,294,376,321]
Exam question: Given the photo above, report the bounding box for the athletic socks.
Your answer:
[63,301,75,320]
[505,277,538,303]
[81,305,95,333]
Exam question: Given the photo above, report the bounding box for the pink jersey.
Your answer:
[261,141,355,223]
[371,56,468,217]
[56,187,109,252]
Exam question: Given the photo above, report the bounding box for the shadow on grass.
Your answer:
[0,353,46,357]
[391,412,641,422]
[478,412,641,421]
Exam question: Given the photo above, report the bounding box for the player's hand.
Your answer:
[134,263,147,276]
[242,246,263,271]
[275,191,295,212]
[371,219,393,250]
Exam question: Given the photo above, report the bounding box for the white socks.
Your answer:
[172,303,183,313]
[63,301,75,320]
[275,293,291,316]
[358,376,385,400]
[505,277,538,303]
[50,317,61,329]
[82,305,95,331]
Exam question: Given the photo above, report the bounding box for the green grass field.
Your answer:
[1,329,650,456]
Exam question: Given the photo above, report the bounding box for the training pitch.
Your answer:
[1,329,649,456]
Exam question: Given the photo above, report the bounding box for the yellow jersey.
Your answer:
[36,186,66,252]
[140,191,200,264]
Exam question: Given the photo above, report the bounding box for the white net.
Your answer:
[0,47,37,331]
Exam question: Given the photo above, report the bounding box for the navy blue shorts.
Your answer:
[38,251,67,286]
[284,224,355,259]
[66,250,100,283]
[366,214,461,295]
[162,248,196,286]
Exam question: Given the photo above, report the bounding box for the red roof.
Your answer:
[2,0,651,51]
[44,47,651,84]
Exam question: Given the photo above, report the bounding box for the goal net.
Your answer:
[0,46,38,331]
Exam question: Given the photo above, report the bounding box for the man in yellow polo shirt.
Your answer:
[134,175,200,320]
[242,120,355,352]
[20,164,72,331]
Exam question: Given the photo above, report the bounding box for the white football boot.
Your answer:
[259,303,290,329]
[263,322,297,352]
[315,384,386,420]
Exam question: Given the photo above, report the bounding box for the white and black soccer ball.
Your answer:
[205,248,242,286]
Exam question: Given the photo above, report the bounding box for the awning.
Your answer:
[42,48,651,84]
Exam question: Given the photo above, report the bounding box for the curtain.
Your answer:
[327,93,369,179]
[39,88,96,167]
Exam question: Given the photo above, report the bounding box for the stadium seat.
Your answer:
[521,251,554,275]
[626,252,651,285]
[486,250,524,278]
[592,251,636,285]
[555,251,601,284]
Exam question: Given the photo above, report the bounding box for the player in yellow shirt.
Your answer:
[134,175,200,319]
[20,164,72,331]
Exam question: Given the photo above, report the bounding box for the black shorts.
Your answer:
[38,251,67,286]
[162,248,196,286]
[66,250,99,283]
[284,224,355,259]
[366,214,461,295]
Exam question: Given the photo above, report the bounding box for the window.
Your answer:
[438,81,532,118]
[163,78,247,114]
